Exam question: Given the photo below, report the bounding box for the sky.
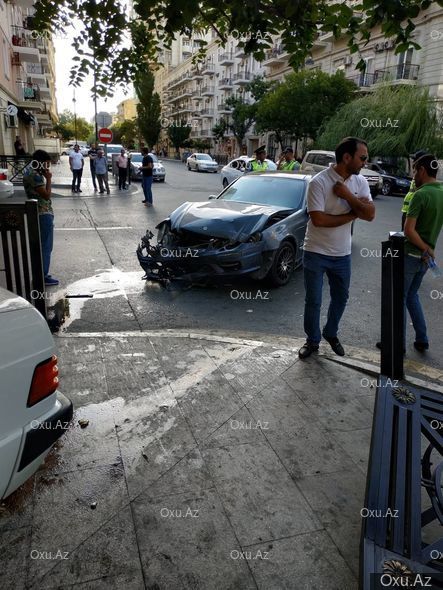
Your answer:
[54,21,133,122]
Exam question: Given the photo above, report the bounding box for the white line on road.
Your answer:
[55,226,133,231]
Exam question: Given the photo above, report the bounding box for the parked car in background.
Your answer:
[0,287,73,499]
[0,169,14,198]
[220,156,277,188]
[61,142,89,157]
[186,153,218,173]
[137,171,311,287]
[105,144,124,169]
[366,162,412,196]
[129,152,166,182]
[300,150,383,198]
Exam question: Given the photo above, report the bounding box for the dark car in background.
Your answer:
[137,171,311,287]
[366,162,412,196]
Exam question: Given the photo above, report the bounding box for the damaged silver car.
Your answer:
[137,171,311,287]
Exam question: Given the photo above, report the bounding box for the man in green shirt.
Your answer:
[403,153,443,351]
[23,150,59,286]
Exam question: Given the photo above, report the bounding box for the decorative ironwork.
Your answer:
[392,386,416,404]
[383,560,414,579]
[0,210,22,230]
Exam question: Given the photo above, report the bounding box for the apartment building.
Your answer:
[115,97,139,123]
[154,33,265,157]
[0,0,58,156]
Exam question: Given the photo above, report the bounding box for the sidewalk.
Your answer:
[1,332,377,590]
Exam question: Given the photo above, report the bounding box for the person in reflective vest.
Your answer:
[278,146,301,171]
[247,146,269,172]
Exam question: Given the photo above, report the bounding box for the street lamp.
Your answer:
[93,53,98,143]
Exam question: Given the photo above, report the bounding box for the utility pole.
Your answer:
[73,89,77,142]
[93,53,98,143]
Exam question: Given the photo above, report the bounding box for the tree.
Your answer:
[167,123,192,153]
[110,119,139,148]
[316,84,443,157]
[225,96,256,155]
[134,68,162,149]
[52,109,93,141]
[30,0,436,96]
[212,119,228,145]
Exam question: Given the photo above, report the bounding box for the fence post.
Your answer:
[380,232,405,379]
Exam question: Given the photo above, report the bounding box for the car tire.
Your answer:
[222,178,229,188]
[381,181,391,196]
[267,240,296,287]
[187,165,191,170]
[196,165,199,172]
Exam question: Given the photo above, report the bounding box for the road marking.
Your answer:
[55,226,133,231]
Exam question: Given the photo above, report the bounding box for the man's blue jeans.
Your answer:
[404,254,428,344]
[142,176,153,204]
[39,213,54,277]
[303,250,351,345]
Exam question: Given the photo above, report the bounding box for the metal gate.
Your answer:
[0,199,46,318]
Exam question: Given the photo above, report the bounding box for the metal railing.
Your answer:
[0,155,33,184]
[376,63,420,82]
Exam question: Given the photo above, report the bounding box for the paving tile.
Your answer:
[28,506,143,589]
[248,530,358,590]
[333,428,372,475]
[201,406,267,450]
[132,488,256,590]
[28,463,129,583]
[297,470,366,576]
[0,526,30,590]
[202,442,321,546]
[177,370,243,443]
[246,377,358,478]
[0,476,35,532]
[50,573,145,589]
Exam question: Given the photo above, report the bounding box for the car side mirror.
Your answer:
[208,194,217,200]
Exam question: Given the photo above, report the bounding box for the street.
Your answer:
[49,157,443,374]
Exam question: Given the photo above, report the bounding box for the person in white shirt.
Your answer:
[69,144,84,193]
[299,137,376,359]
[117,149,128,190]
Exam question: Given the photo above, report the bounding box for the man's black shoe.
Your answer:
[323,336,345,356]
[414,341,429,352]
[298,342,319,360]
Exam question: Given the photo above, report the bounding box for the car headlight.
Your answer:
[247,232,262,243]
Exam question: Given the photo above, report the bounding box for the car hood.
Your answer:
[168,200,294,242]
[0,286,32,314]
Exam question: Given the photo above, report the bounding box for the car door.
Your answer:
[190,154,197,170]
[226,159,245,183]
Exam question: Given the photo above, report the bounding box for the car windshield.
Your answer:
[220,175,306,209]
[107,146,123,153]
[196,154,212,160]
[130,154,143,162]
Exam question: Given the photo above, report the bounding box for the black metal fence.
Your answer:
[0,155,33,184]
[0,199,46,318]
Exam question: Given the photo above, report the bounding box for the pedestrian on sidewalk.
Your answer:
[23,150,59,286]
[401,153,443,352]
[88,142,98,191]
[14,136,27,156]
[95,149,110,194]
[141,147,154,206]
[69,144,84,193]
[299,136,376,360]
[117,148,128,190]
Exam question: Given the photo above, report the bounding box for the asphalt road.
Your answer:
[49,157,443,372]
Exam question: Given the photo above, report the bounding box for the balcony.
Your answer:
[234,71,252,85]
[192,90,203,101]
[201,108,215,117]
[375,63,420,84]
[219,52,235,66]
[218,78,233,90]
[234,44,245,58]
[11,30,40,63]
[201,61,215,75]
[346,72,378,89]
[191,67,203,80]
[176,104,193,115]
[201,85,215,96]
[26,63,49,83]
[199,129,213,137]
[218,103,232,114]
[262,45,288,66]
[15,82,43,108]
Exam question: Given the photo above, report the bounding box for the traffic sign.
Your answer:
[98,128,113,143]
[7,104,18,117]
[96,111,112,128]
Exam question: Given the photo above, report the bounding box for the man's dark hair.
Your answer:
[413,154,439,178]
[335,137,368,163]
[141,147,149,155]
[32,150,51,163]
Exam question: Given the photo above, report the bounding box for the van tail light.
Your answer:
[27,355,59,407]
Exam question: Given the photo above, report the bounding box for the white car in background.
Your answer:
[129,152,166,182]
[0,287,72,499]
[220,156,277,188]
[186,153,219,173]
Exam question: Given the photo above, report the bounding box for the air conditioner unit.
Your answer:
[385,39,395,50]
[4,114,18,128]
[375,43,384,52]
[344,56,353,66]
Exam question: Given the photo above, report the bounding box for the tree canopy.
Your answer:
[316,84,443,157]
[134,68,162,149]
[31,0,442,96]
[52,109,93,141]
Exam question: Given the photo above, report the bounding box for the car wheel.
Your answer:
[187,165,191,170]
[222,178,229,188]
[381,181,391,196]
[267,241,296,287]
[196,165,199,172]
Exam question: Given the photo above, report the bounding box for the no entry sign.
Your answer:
[98,128,113,143]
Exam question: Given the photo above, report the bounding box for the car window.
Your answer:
[197,154,212,160]
[220,176,306,210]
[305,153,315,164]
[315,154,335,166]
[130,154,143,162]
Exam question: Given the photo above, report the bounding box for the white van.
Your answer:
[0,287,72,499]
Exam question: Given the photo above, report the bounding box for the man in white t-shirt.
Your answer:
[299,137,376,359]
[69,144,84,193]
